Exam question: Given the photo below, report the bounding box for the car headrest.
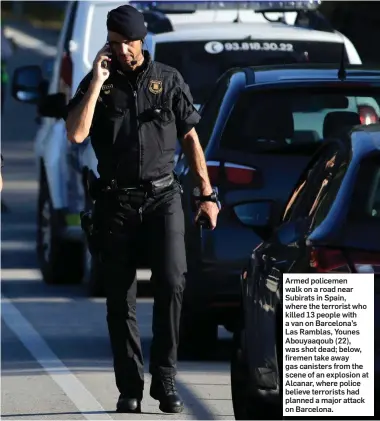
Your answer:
[293,130,320,144]
[248,100,294,141]
[323,111,361,138]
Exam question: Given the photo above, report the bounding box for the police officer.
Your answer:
[65,4,219,415]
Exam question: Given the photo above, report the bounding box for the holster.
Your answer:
[80,210,101,257]
[88,173,102,201]
[149,173,175,196]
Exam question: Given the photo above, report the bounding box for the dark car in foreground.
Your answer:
[175,63,380,357]
[231,124,380,419]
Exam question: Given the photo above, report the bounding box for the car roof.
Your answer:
[238,64,380,85]
[153,21,344,43]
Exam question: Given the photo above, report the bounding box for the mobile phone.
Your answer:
[101,42,112,69]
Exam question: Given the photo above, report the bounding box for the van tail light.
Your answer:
[60,51,73,89]
[310,247,380,274]
[206,161,261,187]
[358,105,379,125]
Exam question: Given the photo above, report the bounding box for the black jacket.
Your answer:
[65,51,200,184]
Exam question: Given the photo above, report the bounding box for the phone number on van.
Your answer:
[204,41,294,54]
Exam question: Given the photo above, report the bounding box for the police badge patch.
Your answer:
[149,80,163,95]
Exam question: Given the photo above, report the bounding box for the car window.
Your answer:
[220,86,380,156]
[282,144,343,222]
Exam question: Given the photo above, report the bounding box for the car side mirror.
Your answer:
[12,65,44,104]
[233,200,277,240]
[37,93,67,119]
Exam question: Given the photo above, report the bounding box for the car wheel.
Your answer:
[178,309,218,360]
[231,324,282,420]
[37,175,83,284]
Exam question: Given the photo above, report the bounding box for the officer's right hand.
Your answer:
[92,44,111,84]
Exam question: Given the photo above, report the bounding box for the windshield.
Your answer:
[220,87,380,156]
[154,40,348,105]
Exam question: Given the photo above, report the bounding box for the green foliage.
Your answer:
[1,1,65,29]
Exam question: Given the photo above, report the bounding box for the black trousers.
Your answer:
[94,182,187,399]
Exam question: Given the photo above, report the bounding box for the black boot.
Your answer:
[150,376,184,413]
[116,395,142,413]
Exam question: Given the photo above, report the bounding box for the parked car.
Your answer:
[174,64,380,358]
[230,123,380,419]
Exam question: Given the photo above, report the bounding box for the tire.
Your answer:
[231,323,281,420]
[178,308,218,360]
[231,327,256,420]
[37,174,84,284]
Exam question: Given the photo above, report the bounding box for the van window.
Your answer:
[154,40,348,105]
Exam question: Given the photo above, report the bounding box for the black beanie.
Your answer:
[107,5,147,40]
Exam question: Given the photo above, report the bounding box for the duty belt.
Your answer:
[97,173,175,196]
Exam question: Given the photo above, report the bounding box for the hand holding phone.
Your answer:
[92,43,111,84]
[101,43,112,69]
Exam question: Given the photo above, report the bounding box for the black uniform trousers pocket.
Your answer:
[100,188,186,397]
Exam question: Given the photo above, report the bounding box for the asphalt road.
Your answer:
[1,22,234,420]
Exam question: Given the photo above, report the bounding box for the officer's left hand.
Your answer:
[195,201,219,230]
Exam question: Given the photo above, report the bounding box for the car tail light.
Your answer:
[60,51,73,88]
[310,247,380,274]
[206,161,260,186]
[358,106,378,125]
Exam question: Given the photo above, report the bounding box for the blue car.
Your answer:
[175,63,380,358]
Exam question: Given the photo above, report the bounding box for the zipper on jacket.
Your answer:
[133,89,141,181]
[138,206,143,222]
[127,81,139,181]
[122,59,152,182]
